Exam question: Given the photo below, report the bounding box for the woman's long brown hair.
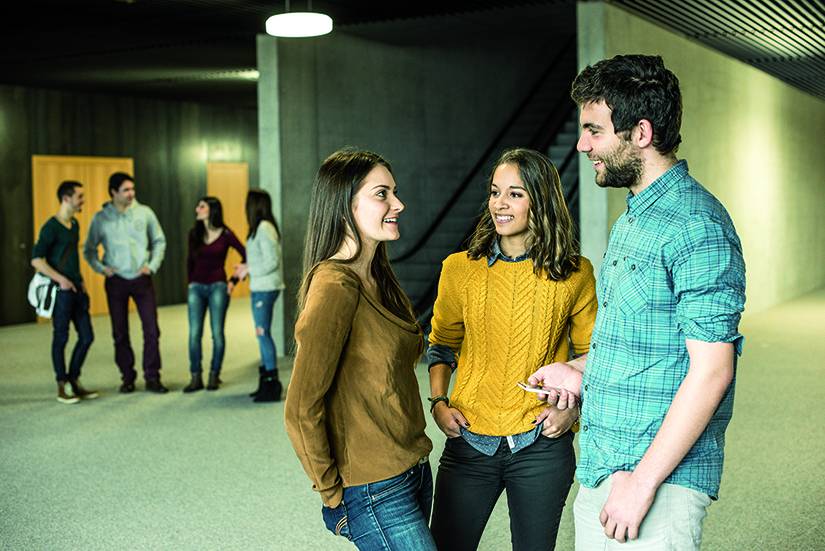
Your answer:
[298,148,416,323]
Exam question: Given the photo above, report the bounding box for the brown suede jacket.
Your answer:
[285,261,432,507]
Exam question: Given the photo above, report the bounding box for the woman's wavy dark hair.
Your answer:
[189,196,227,257]
[298,147,416,323]
[246,189,281,240]
[467,148,579,281]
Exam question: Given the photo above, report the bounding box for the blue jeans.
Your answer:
[187,282,230,374]
[250,290,280,372]
[321,462,437,551]
[431,433,576,551]
[51,289,94,382]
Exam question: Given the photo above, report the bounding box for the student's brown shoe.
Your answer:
[57,382,80,404]
[69,379,100,400]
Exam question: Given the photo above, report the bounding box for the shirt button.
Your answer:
[631,264,636,270]
[629,217,634,223]
[612,260,617,266]
[584,384,588,391]
[603,301,607,307]
[582,425,588,431]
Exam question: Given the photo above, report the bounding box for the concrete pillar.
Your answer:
[576,1,609,277]
[256,34,285,354]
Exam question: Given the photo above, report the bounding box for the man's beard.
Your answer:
[596,143,643,190]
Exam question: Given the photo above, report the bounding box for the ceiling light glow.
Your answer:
[265,12,333,38]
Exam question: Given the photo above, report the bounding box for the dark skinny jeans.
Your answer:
[51,289,94,382]
[430,432,575,551]
[104,274,162,382]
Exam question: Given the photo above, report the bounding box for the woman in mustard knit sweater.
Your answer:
[285,148,436,551]
[428,148,598,551]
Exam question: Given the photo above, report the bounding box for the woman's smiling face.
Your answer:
[350,165,404,248]
[489,163,530,254]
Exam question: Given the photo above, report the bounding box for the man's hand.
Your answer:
[599,471,656,543]
[137,267,152,276]
[432,402,469,438]
[103,266,118,278]
[533,405,579,438]
[30,258,76,291]
[595,340,735,543]
[56,276,76,292]
[527,361,584,410]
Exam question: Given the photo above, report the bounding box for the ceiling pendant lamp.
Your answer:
[266,0,333,38]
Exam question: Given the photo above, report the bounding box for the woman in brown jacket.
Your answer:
[284,148,436,551]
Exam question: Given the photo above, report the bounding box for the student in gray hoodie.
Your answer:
[83,172,168,393]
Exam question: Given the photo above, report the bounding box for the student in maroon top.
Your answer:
[183,196,246,392]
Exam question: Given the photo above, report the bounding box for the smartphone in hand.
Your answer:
[517,381,560,394]
[517,382,579,405]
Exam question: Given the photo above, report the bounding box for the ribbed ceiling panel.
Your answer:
[2,1,824,103]
[611,0,825,101]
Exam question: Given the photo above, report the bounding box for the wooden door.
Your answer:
[32,155,134,317]
[207,162,250,297]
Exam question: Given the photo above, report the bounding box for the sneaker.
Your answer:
[69,379,100,400]
[57,382,80,404]
[145,379,169,394]
[119,379,136,393]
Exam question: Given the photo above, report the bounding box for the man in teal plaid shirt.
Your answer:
[530,54,746,549]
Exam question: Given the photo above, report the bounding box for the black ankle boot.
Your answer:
[249,365,266,397]
[253,371,282,403]
[183,374,203,393]
[206,372,221,391]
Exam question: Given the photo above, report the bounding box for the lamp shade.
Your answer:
[265,12,333,37]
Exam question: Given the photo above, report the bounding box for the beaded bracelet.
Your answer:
[427,395,450,413]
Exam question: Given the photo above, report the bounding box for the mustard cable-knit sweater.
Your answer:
[429,252,598,436]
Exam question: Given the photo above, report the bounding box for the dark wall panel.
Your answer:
[0,85,258,326]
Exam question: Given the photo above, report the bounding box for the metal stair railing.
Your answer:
[391,34,576,265]
[412,137,581,326]
[387,35,580,323]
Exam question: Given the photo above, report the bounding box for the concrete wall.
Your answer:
[0,85,258,326]
[578,2,825,315]
[258,1,825,349]
[258,5,576,350]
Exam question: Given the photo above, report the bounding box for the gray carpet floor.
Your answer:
[1,289,823,550]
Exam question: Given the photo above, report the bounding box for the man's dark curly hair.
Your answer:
[571,54,682,156]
